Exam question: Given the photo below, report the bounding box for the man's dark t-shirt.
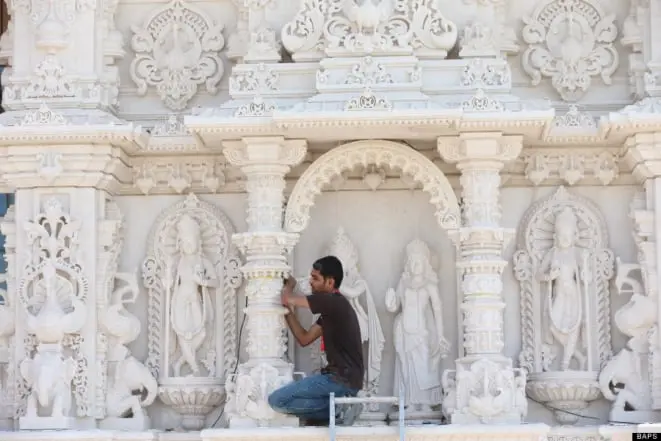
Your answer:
[308,292,364,390]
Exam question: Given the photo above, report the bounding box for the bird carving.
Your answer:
[344,0,393,34]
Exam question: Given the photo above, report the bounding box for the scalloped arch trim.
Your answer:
[284,140,461,233]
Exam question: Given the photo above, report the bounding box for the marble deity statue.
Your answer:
[166,214,218,377]
[537,207,590,371]
[328,227,385,396]
[385,239,450,413]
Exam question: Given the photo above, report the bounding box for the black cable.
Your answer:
[527,394,642,425]
[210,296,248,428]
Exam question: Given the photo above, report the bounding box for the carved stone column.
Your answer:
[437,132,527,424]
[620,133,661,414]
[0,0,124,112]
[0,106,145,430]
[222,137,306,428]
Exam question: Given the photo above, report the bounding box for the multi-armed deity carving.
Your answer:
[281,0,458,61]
[143,193,241,430]
[385,239,449,422]
[130,0,226,110]
[15,198,89,429]
[514,187,614,424]
[598,191,661,423]
[520,0,619,101]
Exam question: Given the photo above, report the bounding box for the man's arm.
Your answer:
[281,277,311,309]
[285,310,322,347]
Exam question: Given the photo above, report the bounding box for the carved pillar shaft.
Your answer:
[438,133,526,424]
[222,137,306,428]
[0,115,142,430]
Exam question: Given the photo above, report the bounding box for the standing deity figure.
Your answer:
[166,214,218,377]
[385,240,449,412]
[328,227,385,396]
[537,207,590,371]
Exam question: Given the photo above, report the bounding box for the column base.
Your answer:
[226,360,300,428]
[442,355,527,424]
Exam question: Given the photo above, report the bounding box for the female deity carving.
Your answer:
[385,240,449,410]
[328,227,385,396]
[165,214,218,377]
[537,207,591,371]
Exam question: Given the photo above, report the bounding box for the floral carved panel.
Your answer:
[521,0,619,101]
[129,0,226,110]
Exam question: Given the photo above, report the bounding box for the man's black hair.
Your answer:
[312,255,344,289]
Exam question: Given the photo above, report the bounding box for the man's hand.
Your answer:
[284,276,297,292]
[281,289,290,307]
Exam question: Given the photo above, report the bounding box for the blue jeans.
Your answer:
[268,374,359,421]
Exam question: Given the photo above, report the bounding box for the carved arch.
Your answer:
[142,193,242,381]
[284,140,461,233]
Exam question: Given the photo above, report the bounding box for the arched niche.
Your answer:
[284,140,461,234]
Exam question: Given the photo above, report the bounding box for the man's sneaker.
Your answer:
[338,402,363,426]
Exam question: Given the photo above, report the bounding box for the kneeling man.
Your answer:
[268,256,364,426]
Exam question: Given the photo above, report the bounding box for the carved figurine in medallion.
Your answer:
[385,239,449,420]
[521,0,619,101]
[513,187,614,424]
[537,207,589,371]
[143,193,241,430]
[130,0,226,110]
[166,214,218,377]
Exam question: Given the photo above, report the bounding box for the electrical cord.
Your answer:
[210,296,249,428]
[527,394,642,425]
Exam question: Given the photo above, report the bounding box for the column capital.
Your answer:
[222,137,307,169]
[437,133,523,168]
[621,132,661,182]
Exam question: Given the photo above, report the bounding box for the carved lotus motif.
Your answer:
[158,378,224,430]
[527,371,601,424]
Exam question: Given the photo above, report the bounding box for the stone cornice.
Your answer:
[620,132,661,182]
[437,133,523,167]
[222,137,307,169]
[0,145,132,193]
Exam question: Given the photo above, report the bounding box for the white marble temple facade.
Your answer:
[0,0,659,439]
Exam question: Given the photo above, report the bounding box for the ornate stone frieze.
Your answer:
[344,88,393,111]
[460,0,519,58]
[460,59,512,89]
[1,0,124,111]
[521,0,619,101]
[0,208,17,425]
[521,149,619,186]
[129,0,226,110]
[514,186,613,424]
[132,157,227,195]
[281,0,458,60]
[142,193,241,430]
[230,63,280,95]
